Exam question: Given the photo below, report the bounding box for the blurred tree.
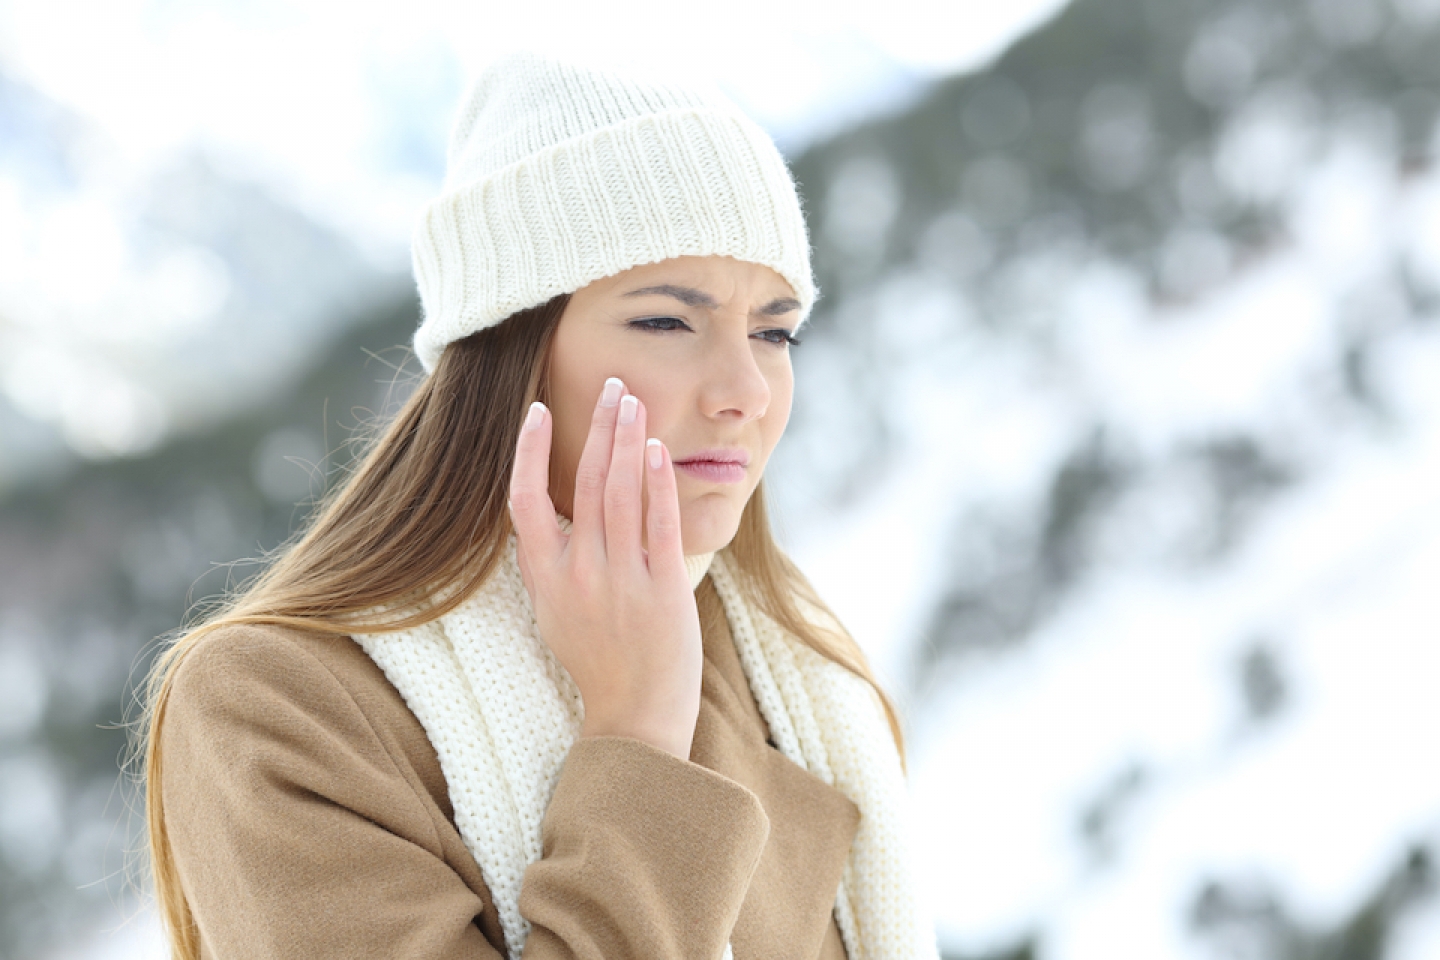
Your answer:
[0,293,417,955]
[779,0,1437,686]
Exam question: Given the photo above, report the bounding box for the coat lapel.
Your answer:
[731,744,859,959]
[692,578,859,959]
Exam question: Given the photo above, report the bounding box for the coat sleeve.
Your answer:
[522,736,771,958]
[158,626,771,960]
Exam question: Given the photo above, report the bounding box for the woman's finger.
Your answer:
[515,528,536,598]
[603,393,647,569]
[508,401,563,565]
[570,376,624,558]
[643,438,686,583]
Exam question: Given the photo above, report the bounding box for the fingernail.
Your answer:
[523,401,545,432]
[619,394,638,425]
[647,438,663,469]
[600,377,623,407]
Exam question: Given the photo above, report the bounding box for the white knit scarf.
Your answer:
[353,535,936,960]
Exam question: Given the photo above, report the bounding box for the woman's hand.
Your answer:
[507,377,703,761]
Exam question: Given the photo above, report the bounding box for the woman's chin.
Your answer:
[679,498,743,557]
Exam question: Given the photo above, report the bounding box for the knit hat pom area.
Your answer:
[411,51,818,372]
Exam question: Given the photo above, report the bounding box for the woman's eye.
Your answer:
[754,328,801,347]
[627,317,797,346]
[629,316,691,332]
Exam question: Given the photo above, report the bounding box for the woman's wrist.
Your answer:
[581,711,696,761]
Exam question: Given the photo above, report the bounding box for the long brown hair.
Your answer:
[138,293,903,960]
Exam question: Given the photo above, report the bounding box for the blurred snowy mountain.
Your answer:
[0,69,397,488]
[0,0,1069,495]
[770,0,1440,956]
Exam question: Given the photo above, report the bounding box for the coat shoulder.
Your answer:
[163,619,454,819]
[155,619,500,958]
[169,620,383,701]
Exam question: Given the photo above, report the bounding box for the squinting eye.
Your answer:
[754,328,802,347]
[628,316,691,332]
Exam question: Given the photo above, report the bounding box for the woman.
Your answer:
[142,52,936,960]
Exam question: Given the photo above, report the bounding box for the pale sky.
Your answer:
[0,0,1072,262]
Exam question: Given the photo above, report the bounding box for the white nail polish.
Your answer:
[619,394,638,425]
[600,377,623,407]
[647,438,663,469]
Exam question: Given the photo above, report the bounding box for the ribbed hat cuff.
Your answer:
[412,108,815,371]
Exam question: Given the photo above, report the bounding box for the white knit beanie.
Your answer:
[411,52,818,372]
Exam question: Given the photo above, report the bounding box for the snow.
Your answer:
[44,911,165,960]
[793,149,1440,955]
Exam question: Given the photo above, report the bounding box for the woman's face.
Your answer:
[546,255,800,555]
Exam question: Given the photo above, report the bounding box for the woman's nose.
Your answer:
[700,332,771,423]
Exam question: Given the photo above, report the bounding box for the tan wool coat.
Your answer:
[159,577,860,959]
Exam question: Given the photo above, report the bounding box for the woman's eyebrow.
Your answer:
[757,297,801,316]
[621,284,801,316]
[621,284,718,308]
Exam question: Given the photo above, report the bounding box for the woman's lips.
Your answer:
[674,460,747,484]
